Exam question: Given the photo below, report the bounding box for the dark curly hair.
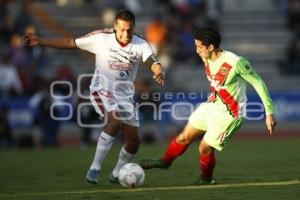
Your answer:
[194,27,221,48]
[115,9,135,26]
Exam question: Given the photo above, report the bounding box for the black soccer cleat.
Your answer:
[139,158,170,170]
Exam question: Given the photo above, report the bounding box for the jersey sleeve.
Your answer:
[236,57,275,115]
[139,38,156,62]
[75,31,102,54]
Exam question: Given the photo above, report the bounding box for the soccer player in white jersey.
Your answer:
[25,10,165,185]
[140,27,277,184]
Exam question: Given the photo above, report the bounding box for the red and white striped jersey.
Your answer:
[204,50,274,118]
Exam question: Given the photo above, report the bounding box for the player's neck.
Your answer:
[209,49,223,63]
[115,35,130,47]
[117,40,128,47]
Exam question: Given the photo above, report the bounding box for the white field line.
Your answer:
[1,179,300,197]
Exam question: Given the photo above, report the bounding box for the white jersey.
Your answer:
[75,28,154,98]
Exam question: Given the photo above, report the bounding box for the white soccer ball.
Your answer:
[118,163,145,187]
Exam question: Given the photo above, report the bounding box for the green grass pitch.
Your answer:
[0,138,300,200]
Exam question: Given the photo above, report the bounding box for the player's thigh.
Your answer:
[176,122,206,144]
[188,102,210,131]
[103,111,122,135]
[204,114,244,151]
[115,97,140,127]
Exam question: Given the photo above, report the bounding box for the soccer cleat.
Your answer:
[139,158,170,170]
[109,173,120,184]
[197,177,216,185]
[86,169,100,184]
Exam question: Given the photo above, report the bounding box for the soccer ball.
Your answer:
[118,163,145,187]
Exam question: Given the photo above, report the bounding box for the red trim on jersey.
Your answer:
[205,64,211,76]
[92,91,105,113]
[220,132,226,143]
[97,90,114,99]
[205,62,240,118]
[205,64,216,102]
[218,89,239,117]
[80,29,113,38]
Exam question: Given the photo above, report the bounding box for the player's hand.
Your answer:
[24,33,39,46]
[153,72,165,85]
[206,93,215,103]
[151,63,165,85]
[266,114,277,135]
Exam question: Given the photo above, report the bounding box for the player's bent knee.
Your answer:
[199,140,214,155]
[104,120,121,134]
[129,137,141,146]
[176,134,193,145]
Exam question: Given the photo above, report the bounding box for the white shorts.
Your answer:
[90,90,139,127]
[189,102,244,151]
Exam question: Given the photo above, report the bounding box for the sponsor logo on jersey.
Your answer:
[120,72,125,77]
[220,66,229,75]
[109,61,133,71]
[116,72,128,80]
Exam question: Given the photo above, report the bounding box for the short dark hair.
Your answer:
[115,9,135,26]
[194,27,221,48]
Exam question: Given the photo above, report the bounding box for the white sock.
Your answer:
[90,131,115,170]
[112,146,135,177]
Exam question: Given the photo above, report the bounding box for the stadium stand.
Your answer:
[0,0,299,148]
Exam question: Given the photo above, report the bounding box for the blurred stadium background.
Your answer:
[0,0,300,148]
[1,0,300,199]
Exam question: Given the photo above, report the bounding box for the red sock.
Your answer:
[200,152,216,179]
[162,139,189,165]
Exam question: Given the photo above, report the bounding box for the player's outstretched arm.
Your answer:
[236,58,277,135]
[25,33,77,49]
[266,114,277,135]
[151,63,165,85]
